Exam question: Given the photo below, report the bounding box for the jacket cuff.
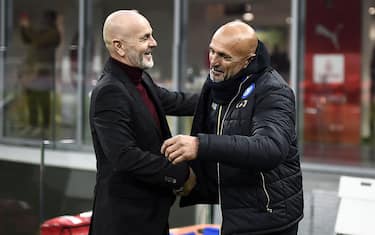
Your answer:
[170,162,190,189]
[197,133,209,160]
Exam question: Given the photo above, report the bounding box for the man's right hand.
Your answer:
[161,135,199,164]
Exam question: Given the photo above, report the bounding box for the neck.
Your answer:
[110,57,143,83]
[208,74,244,105]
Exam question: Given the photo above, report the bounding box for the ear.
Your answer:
[243,60,249,68]
[243,56,252,68]
[245,54,256,67]
[113,40,126,57]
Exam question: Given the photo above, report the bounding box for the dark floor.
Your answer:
[0,160,196,235]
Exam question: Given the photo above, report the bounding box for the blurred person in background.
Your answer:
[19,10,61,138]
[270,44,290,83]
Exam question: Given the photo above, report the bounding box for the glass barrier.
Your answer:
[39,140,95,224]
[2,0,80,146]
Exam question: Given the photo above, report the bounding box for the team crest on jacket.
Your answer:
[241,83,255,99]
[235,100,248,109]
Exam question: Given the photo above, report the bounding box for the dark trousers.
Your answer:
[267,224,298,235]
[25,89,51,128]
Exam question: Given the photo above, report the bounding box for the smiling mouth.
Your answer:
[210,67,223,74]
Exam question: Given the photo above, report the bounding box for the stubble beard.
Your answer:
[126,48,154,69]
[141,56,154,69]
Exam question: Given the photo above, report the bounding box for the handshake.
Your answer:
[161,135,199,196]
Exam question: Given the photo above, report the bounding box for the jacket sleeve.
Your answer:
[156,86,199,116]
[91,83,189,189]
[197,83,296,171]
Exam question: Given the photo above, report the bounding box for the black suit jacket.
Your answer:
[88,58,197,235]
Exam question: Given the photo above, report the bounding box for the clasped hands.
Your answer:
[161,135,199,196]
[161,134,199,164]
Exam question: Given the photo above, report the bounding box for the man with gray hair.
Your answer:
[89,10,197,235]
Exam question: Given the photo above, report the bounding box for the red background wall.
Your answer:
[303,0,361,145]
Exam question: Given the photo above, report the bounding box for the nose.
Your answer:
[149,35,157,47]
[209,52,220,67]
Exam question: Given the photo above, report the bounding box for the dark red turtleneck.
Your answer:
[112,58,160,129]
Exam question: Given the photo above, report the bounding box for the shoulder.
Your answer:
[90,77,133,115]
[91,73,128,100]
[255,69,294,98]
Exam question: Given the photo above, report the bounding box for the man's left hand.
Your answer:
[161,135,199,164]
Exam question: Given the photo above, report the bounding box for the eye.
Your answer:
[140,34,151,41]
[223,55,232,61]
[218,53,232,61]
[209,48,232,61]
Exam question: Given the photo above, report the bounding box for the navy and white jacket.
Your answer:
[181,41,303,235]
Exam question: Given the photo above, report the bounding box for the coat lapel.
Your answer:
[104,59,163,139]
[141,72,171,139]
[133,81,163,139]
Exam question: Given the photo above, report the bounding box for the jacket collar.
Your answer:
[244,40,271,75]
[102,57,172,139]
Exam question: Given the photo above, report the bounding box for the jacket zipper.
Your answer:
[216,105,223,207]
[260,172,273,213]
[216,75,251,217]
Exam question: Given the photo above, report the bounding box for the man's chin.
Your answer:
[212,76,225,82]
[142,61,154,69]
[210,71,225,82]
